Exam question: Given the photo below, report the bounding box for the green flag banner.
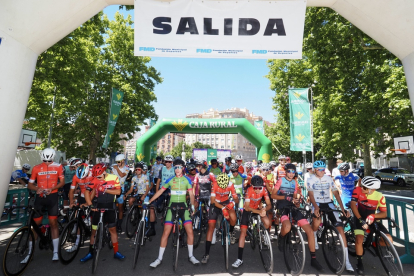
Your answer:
[207,149,218,164]
[289,88,311,151]
[102,88,124,149]
[254,120,264,157]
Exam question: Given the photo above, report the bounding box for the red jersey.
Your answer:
[238,165,245,175]
[262,174,274,191]
[211,182,238,203]
[276,165,286,180]
[351,186,386,219]
[70,171,94,196]
[244,186,269,210]
[87,174,121,207]
[29,162,64,193]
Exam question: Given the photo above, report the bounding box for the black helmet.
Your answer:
[173,159,185,167]
[156,156,162,161]
[230,163,239,172]
[251,175,264,187]
[135,163,143,170]
[211,159,218,164]
[225,157,232,163]
[284,163,296,172]
[186,163,196,171]
[258,160,263,165]
[195,159,203,166]
[338,163,350,171]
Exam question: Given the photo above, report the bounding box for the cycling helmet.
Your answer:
[338,163,350,171]
[92,163,107,177]
[245,162,253,170]
[135,163,143,170]
[235,155,243,161]
[76,163,90,179]
[257,160,263,165]
[313,160,326,168]
[165,155,173,162]
[261,163,271,170]
[156,156,162,161]
[143,164,148,171]
[278,155,286,160]
[22,163,31,170]
[138,161,145,166]
[115,154,125,162]
[186,163,196,171]
[216,173,230,189]
[195,159,203,166]
[305,162,313,169]
[70,158,82,167]
[210,159,218,164]
[41,148,56,161]
[173,158,185,167]
[251,175,264,187]
[284,163,297,172]
[270,161,277,166]
[361,176,381,190]
[229,163,239,172]
[225,157,232,163]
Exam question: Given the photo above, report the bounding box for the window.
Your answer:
[221,146,224,149]
[221,139,224,142]
[168,135,171,139]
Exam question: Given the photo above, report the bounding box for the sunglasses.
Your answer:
[307,168,312,171]
[43,160,53,163]
[237,160,242,162]
[262,169,270,172]
[174,166,183,170]
[339,170,346,173]
[231,170,238,173]
[316,168,325,172]
[165,161,172,163]
[96,175,104,179]
[190,168,196,171]
[253,187,262,190]
[287,169,296,173]
[362,186,369,191]
[116,161,122,163]
[135,168,142,171]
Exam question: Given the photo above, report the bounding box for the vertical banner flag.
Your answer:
[207,149,218,164]
[102,88,124,149]
[135,0,307,59]
[289,88,311,151]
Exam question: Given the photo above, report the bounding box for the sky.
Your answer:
[103,5,276,127]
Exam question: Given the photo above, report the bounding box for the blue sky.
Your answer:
[103,5,276,125]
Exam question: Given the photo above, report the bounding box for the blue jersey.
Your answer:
[10,170,29,182]
[335,173,359,205]
[158,166,175,193]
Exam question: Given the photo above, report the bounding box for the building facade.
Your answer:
[157,132,185,153]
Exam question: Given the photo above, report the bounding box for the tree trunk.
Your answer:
[362,143,372,177]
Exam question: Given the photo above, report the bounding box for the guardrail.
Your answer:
[1,186,29,226]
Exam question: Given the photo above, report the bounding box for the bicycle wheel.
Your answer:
[321,224,345,275]
[258,223,273,274]
[192,211,202,249]
[222,219,229,270]
[172,220,180,272]
[133,221,144,269]
[376,231,404,276]
[92,223,103,274]
[58,220,82,264]
[126,206,140,238]
[345,228,356,256]
[3,226,35,276]
[283,225,305,276]
[248,217,256,250]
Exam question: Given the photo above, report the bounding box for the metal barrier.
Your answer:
[1,186,29,226]
[386,198,414,264]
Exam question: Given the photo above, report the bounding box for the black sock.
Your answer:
[238,247,244,260]
[89,244,93,253]
[205,241,211,255]
[310,251,316,259]
[357,255,363,266]
[230,225,234,233]
[150,221,155,229]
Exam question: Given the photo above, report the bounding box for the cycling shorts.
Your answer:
[165,202,191,226]
[62,183,71,200]
[313,202,342,227]
[33,193,59,222]
[278,207,309,227]
[240,210,253,229]
[354,218,389,236]
[92,209,117,230]
[209,200,230,223]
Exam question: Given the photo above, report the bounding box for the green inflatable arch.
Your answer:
[135,118,272,163]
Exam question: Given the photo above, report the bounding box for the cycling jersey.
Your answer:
[335,173,358,205]
[351,186,386,219]
[228,172,246,194]
[29,162,64,194]
[158,166,175,185]
[186,173,196,185]
[209,166,222,176]
[162,175,192,203]
[111,164,128,185]
[238,164,246,175]
[274,177,301,209]
[194,171,216,199]
[151,163,164,180]
[211,182,238,203]
[262,173,274,191]
[307,174,337,203]
[131,174,149,195]
[244,186,269,210]
[87,174,121,209]
[224,164,231,174]
[70,171,94,197]
[64,165,76,184]
[10,170,29,182]
[276,165,286,180]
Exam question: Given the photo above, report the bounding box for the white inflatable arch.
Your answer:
[1,0,413,210]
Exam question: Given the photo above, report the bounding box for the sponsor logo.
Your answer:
[112,114,118,120]
[172,119,188,131]
[295,133,305,142]
[136,153,145,161]
[38,171,58,175]
[293,90,306,99]
[252,50,267,54]
[188,121,237,128]
[262,153,270,163]
[116,93,122,100]
[139,47,155,51]
[196,49,212,53]
[294,112,304,119]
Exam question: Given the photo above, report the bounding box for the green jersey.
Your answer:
[229,172,246,194]
[209,166,222,176]
[162,175,192,203]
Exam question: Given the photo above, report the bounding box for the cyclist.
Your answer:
[271,163,324,271]
[223,157,232,174]
[186,162,197,184]
[151,156,164,192]
[112,154,128,233]
[275,155,287,182]
[232,175,271,268]
[63,158,81,215]
[148,158,200,267]
[307,160,353,272]
[80,163,125,262]
[124,163,150,210]
[26,148,64,262]
[201,173,238,264]
[286,156,291,164]
[228,163,246,243]
[193,159,216,217]
[208,159,222,176]
[260,162,275,231]
[10,163,31,185]
[351,176,390,275]
[331,159,343,179]
[244,162,254,191]
[334,162,361,206]
[235,155,246,176]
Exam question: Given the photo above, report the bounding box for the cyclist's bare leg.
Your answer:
[109,226,118,244]
[238,228,247,247]
[280,220,291,236]
[90,229,96,245]
[128,197,135,207]
[302,223,315,251]
[312,216,321,231]
[184,223,194,245]
[355,234,364,255]
[336,226,347,248]
[206,221,216,241]
[150,208,156,222]
[117,203,123,220]
[49,218,59,239]
[261,216,271,229]
[160,224,173,247]
[229,209,237,226]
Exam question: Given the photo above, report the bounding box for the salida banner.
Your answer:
[134,0,307,59]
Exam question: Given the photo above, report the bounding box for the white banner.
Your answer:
[134,0,307,59]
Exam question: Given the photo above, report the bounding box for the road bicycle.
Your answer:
[125,197,143,238]
[170,206,188,272]
[211,209,231,270]
[132,202,154,269]
[248,212,273,274]
[91,209,114,274]
[192,197,209,249]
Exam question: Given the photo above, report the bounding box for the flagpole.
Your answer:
[104,87,113,149]
[309,87,314,164]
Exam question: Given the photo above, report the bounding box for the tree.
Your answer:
[266,8,413,174]
[167,141,212,161]
[25,12,162,161]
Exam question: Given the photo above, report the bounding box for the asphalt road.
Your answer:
[1,218,414,276]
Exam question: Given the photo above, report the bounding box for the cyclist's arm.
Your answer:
[188,189,196,207]
[333,190,346,213]
[124,183,135,197]
[308,191,318,209]
[230,184,239,204]
[149,187,165,204]
[17,178,27,185]
[105,187,121,195]
[113,165,127,178]
[334,179,342,195]
[211,195,224,209]
[350,201,361,219]
[84,189,93,206]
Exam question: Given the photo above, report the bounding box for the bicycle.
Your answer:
[132,202,154,269]
[315,206,346,275]
[211,209,231,270]
[169,206,189,272]
[249,212,273,274]
[58,205,92,264]
[125,197,143,238]
[191,197,209,249]
[345,217,403,276]
[91,208,114,274]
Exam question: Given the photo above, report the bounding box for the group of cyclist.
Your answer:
[16,148,391,276]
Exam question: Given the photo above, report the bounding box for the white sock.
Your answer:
[188,244,194,258]
[28,241,33,255]
[53,238,59,254]
[345,248,349,262]
[314,231,317,238]
[76,235,81,245]
[158,247,165,260]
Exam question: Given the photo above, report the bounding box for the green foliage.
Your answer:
[266,7,413,164]
[167,141,212,160]
[25,12,162,160]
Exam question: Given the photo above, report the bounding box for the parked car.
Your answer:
[373,167,414,187]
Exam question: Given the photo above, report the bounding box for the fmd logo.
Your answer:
[252,50,267,54]
[196,49,212,53]
[139,47,155,51]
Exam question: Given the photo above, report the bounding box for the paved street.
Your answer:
[1,218,414,276]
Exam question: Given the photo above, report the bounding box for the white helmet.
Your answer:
[305,162,313,169]
[278,155,286,160]
[270,161,277,166]
[115,154,125,162]
[41,148,56,161]
[164,155,173,162]
[361,176,381,190]
[235,155,243,161]
[22,163,31,170]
